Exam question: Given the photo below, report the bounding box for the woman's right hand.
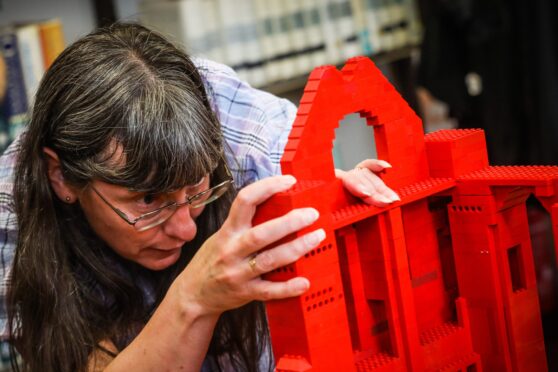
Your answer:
[174,174,325,316]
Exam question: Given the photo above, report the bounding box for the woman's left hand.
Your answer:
[334,159,400,207]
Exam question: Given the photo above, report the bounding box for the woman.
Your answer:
[0,23,398,371]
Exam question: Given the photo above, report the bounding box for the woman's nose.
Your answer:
[161,203,198,242]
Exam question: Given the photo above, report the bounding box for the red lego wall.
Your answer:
[254,57,558,371]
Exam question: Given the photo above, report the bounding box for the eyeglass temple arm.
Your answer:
[91,186,138,226]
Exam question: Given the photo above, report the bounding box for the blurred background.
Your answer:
[0,0,557,370]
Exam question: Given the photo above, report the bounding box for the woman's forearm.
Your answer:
[104,282,220,372]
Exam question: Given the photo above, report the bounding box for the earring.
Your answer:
[65,196,71,203]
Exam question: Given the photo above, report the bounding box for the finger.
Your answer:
[355,159,392,172]
[338,169,378,199]
[226,175,297,230]
[339,168,395,205]
[250,276,311,301]
[361,194,392,208]
[238,208,320,257]
[245,228,326,276]
[357,168,400,202]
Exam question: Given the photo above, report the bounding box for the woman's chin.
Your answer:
[138,247,182,271]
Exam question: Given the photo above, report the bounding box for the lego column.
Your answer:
[401,199,480,371]
[258,182,356,372]
[448,190,547,371]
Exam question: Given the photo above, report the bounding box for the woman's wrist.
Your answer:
[167,272,222,324]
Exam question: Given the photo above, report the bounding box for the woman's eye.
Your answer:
[142,194,156,205]
[139,193,164,208]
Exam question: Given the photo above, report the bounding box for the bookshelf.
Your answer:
[0,0,97,43]
[133,0,422,91]
[0,0,423,152]
[264,43,419,97]
[0,0,105,152]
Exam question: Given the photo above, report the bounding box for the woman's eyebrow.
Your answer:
[189,177,206,187]
[118,190,148,201]
[122,177,206,196]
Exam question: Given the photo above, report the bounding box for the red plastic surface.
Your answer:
[254,57,557,371]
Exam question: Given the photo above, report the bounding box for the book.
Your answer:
[268,0,296,80]
[376,0,395,51]
[403,0,422,46]
[363,0,384,53]
[139,1,215,62]
[0,28,29,142]
[200,0,226,63]
[302,0,327,68]
[387,0,407,49]
[253,0,280,83]
[332,0,360,60]
[285,0,313,76]
[15,22,45,107]
[217,0,250,81]
[350,0,373,55]
[236,0,266,86]
[318,0,342,64]
[38,19,65,69]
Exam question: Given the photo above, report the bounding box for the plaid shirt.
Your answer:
[0,58,297,339]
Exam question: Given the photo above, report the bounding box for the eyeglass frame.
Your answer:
[89,163,234,231]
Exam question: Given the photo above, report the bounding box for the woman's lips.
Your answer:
[152,246,182,252]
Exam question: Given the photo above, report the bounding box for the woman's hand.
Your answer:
[335,159,400,207]
[175,175,325,316]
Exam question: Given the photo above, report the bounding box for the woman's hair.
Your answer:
[8,22,270,372]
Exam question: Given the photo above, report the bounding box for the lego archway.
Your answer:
[280,56,429,191]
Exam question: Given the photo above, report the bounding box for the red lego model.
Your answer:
[254,57,558,371]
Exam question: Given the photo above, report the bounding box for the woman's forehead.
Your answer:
[95,137,215,192]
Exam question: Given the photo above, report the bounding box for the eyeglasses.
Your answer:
[90,165,234,232]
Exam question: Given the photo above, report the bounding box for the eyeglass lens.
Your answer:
[134,181,231,231]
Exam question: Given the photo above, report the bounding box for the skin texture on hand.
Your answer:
[335,159,400,207]
[174,174,326,316]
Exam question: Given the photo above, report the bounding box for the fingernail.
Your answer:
[384,191,400,202]
[305,229,326,247]
[379,195,392,204]
[379,160,392,168]
[283,175,297,186]
[294,278,310,292]
[304,208,320,224]
[359,185,372,197]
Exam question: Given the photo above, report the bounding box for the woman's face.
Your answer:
[78,178,209,271]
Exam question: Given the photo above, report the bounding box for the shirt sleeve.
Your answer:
[194,58,298,189]
[0,136,20,340]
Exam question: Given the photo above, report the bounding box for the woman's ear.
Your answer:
[43,147,79,203]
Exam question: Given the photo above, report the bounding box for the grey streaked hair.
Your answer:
[39,23,222,192]
[9,22,270,372]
